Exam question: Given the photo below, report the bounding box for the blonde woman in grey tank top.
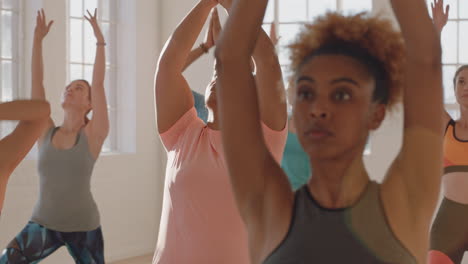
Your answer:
[0,9,109,264]
[215,0,444,263]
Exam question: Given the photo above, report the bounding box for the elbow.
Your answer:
[157,56,171,70]
[38,100,51,119]
[254,53,281,68]
[215,40,251,66]
[214,45,229,65]
[96,126,110,143]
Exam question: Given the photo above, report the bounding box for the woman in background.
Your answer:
[429,1,468,263]
[153,0,287,262]
[0,8,109,263]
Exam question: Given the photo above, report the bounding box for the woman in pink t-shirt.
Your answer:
[153,0,287,263]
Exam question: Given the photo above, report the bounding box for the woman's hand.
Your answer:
[204,8,222,49]
[431,0,450,34]
[85,8,105,43]
[34,9,54,41]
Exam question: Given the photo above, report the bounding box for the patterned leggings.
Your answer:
[429,198,468,264]
[0,221,104,264]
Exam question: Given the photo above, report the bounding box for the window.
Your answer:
[427,0,468,119]
[263,0,372,73]
[68,0,118,152]
[0,0,20,137]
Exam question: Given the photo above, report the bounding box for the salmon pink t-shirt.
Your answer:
[153,108,287,264]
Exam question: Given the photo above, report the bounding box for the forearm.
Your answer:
[92,45,106,86]
[391,0,441,60]
[253,28,287,130]
[216,0,268,59]
[90,44,110,133]
[159,1,215,70]
[183,46,207,72]
[31,38,46,99]
[0,100,50,121]
[252,29,277,65]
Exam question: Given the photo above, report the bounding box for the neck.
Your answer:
[308,151,370,209]
[61,110,86,133]
[459,105,468,127]
[206,109,220,130]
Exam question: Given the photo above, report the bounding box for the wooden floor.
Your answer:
[109,254,153,264]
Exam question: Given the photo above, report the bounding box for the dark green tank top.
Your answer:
[263,182,416,264]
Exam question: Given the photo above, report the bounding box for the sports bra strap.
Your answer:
[445,119,455,135]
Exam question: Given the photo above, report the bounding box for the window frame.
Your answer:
[0,1,22,137]
[435,0,468,119]
[67,0,119,153]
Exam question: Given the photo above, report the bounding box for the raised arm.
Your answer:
[381,0,444,260]
[31,9,54,131]
[0,100,50,121]
[156,0,217,133]
[215,0,293,261]
[84,9,110,157]
[219,0,286,130]
[432,0,452,125]
[183,8,221,72]
[252,29,287,131]
[391,0,443,132]
[0,100,50,178]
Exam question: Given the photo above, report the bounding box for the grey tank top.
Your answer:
[31,127,100,232]
[263,182,417,264]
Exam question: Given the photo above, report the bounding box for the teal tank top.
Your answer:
[281,132,311,190]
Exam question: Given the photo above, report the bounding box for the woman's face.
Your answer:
[292,54,386,160]
[455,69,468,107]
[62,80,91,112]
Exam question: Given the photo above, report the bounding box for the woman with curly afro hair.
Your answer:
[215,0,444,263]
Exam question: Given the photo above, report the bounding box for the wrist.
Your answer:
[34,35,44,42]
[199,1,216,10]
[200,43,210,53]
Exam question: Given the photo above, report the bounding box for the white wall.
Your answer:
[3,0,464,263]
[0,0,165,263]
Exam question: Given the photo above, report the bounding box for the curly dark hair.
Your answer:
[288,12,406,111]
